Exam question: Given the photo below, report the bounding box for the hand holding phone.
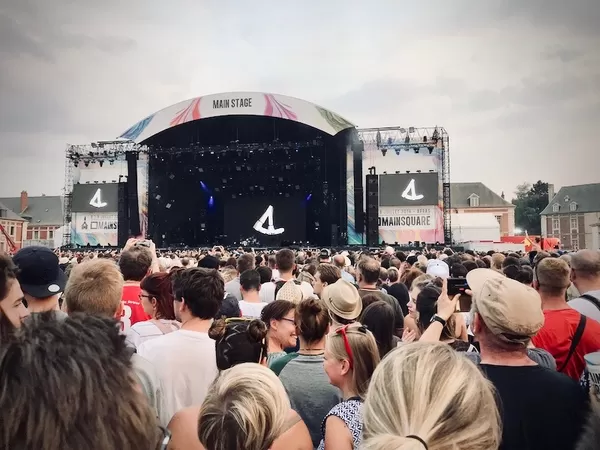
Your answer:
[447,278,472,312]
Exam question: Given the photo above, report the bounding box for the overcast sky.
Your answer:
[0,0,599,199]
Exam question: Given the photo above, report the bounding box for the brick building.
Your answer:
[0,192,63,248]
[540,183,600,251]
[0,201,26,252]
[450,182,516,236]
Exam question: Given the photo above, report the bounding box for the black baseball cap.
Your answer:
[13,247,67,298]
[198,255,220,269]
[319,249,331,260]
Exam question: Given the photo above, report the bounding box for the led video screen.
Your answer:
[379,173,439,207]
[71,183,120,213]
[224,196,307,245]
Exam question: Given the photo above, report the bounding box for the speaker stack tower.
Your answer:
[365,174,379,246]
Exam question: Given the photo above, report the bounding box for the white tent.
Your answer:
[451,213,500,243]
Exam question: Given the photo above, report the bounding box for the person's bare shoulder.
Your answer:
[167,406,204,450]
[271,409,313,450]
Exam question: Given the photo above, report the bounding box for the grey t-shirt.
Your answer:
[568,290,600,323]
[279,355,342,448]
[465,348,557,370]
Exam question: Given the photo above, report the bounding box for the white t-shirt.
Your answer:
[259,279,314,304]
[239,300,267,318]
[137,330,218,422]
[126,320,181,350]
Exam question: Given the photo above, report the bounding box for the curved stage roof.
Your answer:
[118,92,356,144]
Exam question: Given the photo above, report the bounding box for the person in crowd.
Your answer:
[138,268,223,421]
[12,246,67,318]
[401,267,424,290]
[224,253,255,301]
[333,253,355,283]
[196,363,312,450]
[125,272,180,349]
[426,259,450,279]
[268,254,280,280]
[238,269,268,318]
[403,274,435,338]
[296,265,316,287]
[384,267,410,316]
[168,318,312,450]
[422,270,589,449]
[360,301,400,358]
[319,323,380,450]
[491,253,505,271]
[257,265,273,284]
[261,299,297,366]
[260,249,313,303]
[276,298,342,448]
[0,252,29,341]
[321,278,362,328]
[415,284,470,350]
[64,258,167,424]
[569,249,600,322]
[356,257,403,336]
[313,263,341,297]
[197,255,240,319]
[532,257,600,380]
[119,240,157,331]
[361,342,501,450]
[0,313,164,450]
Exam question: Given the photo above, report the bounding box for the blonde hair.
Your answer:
[65,259,124,317]
[362,342,501,450]
[327,323,380,398]
[198,363,290,450]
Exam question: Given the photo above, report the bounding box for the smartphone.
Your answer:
[134,240,151,248]
[447,278,472,312]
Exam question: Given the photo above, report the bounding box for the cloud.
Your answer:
[0,0,599,200]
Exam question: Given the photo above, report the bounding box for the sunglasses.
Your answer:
[334,324,368,370]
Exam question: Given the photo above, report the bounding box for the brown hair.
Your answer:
[358,258,380,284]
[171,268,224,319]
[65,259,124,317]
[260,300,295,327]
[237,253,256,274]
[140,272,176,320]
[275,249,295,272]
[402,267,425,290]
[295,298,329,344]
[316,263,341,285]
[118,246,153,281]
[0,312,159,450]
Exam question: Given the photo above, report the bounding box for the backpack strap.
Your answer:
[579,294,600,313]
[558,314,587,373]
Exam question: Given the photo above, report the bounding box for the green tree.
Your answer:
[511,181,549,234]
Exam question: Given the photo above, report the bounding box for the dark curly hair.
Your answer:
[0,253,19,342]
[209,318,268,370]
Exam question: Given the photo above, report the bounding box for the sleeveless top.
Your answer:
[317,398,362,449]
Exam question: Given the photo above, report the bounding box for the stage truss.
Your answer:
[62,141,147,247]
[356,126,452,245]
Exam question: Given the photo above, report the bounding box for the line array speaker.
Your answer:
[365,174,379,246]
[126,152,141,237]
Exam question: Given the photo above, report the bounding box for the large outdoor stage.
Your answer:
[62,92,451,248]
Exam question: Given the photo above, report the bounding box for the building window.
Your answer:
[48,229,54,239]
[495,215,502,224]
[552,203,560,213]
[572,236,580,251]
[469,195,480,207]
[9,226,15,237]
[33,230,39,240]
[569,202,578,212]
[552,218,560,233]
[570,217,578,232]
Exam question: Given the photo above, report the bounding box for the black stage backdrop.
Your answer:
[224,196,307,246]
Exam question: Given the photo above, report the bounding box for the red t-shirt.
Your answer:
[532,308,600,380]
[121,284,151,332]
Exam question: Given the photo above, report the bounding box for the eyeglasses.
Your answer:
[138,293,152,301]
[281,318,295,325]
[334,324,368,370]
[157,426,171,450]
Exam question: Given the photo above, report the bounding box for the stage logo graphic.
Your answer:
[89,188,108,208]
[253,205,284,235]
[401,179,424,201]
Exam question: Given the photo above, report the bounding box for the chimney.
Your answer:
[548,184,555,203]
[20,191,28,213]
[501,191,505,200]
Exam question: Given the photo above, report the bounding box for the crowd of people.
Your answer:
[1,239,599,449]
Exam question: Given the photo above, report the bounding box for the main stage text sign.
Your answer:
[71,212,118,247]
[379,173,439,207]
[71,183,119,213]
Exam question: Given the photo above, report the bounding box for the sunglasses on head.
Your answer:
[334,324,368,370]
[157,426,171,450]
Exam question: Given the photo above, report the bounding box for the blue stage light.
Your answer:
[208,196,214,207]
